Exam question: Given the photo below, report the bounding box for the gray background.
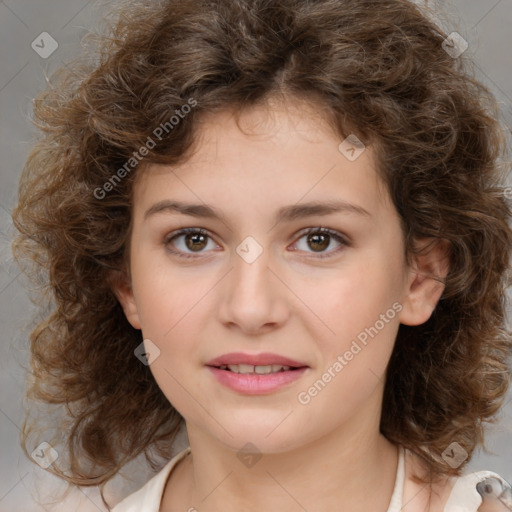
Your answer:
[1,1,512,511]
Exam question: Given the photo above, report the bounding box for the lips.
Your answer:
[205,352,309,394]
[205,352,308,368]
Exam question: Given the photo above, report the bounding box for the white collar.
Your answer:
[386,445,406,512]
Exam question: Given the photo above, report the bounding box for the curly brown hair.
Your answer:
[12,0,512,500]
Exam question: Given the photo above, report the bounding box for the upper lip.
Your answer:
[205,352,308,368]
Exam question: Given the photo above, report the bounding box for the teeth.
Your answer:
[255,365,272,374]
[272,364,291,373]
[237,364,255,374]
[221,364,292,374]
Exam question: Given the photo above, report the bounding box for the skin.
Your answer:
[113,96,451,511]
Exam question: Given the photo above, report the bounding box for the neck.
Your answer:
[172,414,399,511]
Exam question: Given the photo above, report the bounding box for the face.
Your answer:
[114,98,444,454]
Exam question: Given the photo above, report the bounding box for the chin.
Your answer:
[211,425,305,455]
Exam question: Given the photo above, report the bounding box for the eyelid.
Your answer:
[163,226,218,248]
[294,226,350,246]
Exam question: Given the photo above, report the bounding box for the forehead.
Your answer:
[133,99,392,222]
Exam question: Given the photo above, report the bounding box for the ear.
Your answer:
[109,269,142,330]
[399,238,450,326]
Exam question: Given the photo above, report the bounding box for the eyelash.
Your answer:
[163,227,349,260]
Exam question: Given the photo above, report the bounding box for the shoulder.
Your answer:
[112,447,191,512]
[403,449,512,512]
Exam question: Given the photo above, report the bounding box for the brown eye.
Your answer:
[293,227,348,258]
[184,232,208,252]
[307,233,331,252]
[164,228,218,259]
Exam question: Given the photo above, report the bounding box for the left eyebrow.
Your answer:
[143,199,371,223]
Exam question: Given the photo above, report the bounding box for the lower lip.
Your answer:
[207,367,308,394]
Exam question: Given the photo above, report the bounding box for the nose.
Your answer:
[217,242,290,335]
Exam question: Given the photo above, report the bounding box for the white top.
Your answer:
[112,446,512,512]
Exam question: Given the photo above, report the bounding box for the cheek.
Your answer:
[130,251,211,339]
[297,251,404,398]
[131,271,208,416]
[303,260,403,342]
[298,291,400,423]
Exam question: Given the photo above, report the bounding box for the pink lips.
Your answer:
[205,352,307,368]
[205,352,309,395]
